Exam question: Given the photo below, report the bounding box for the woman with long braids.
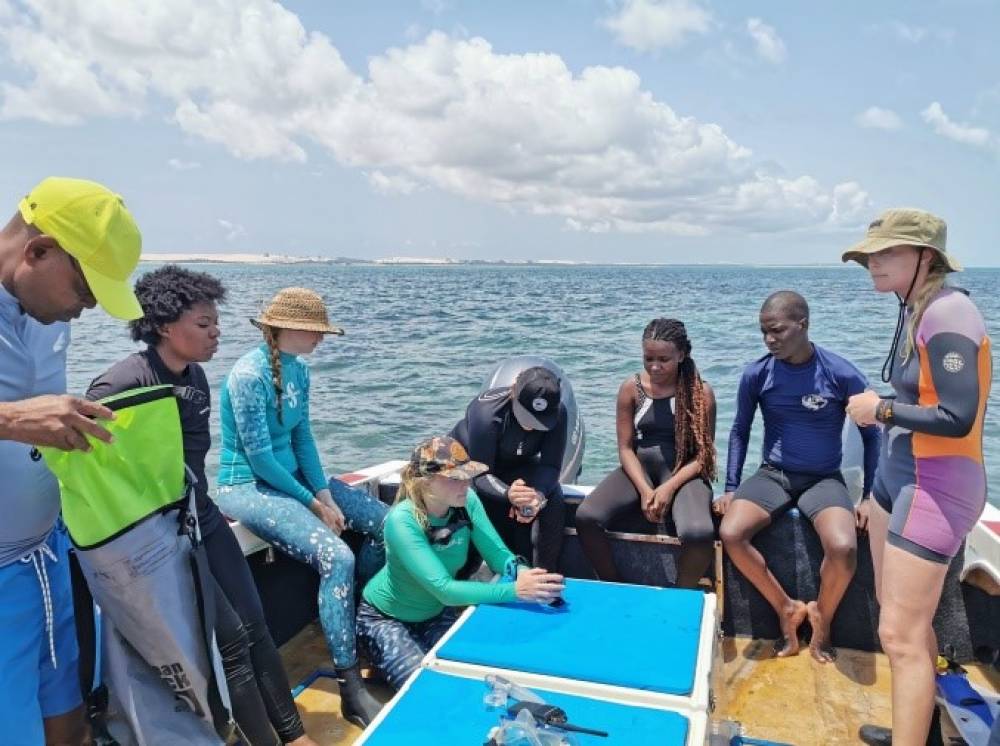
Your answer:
[576,318,717,588]
[216,288,388,728]
[843,211,991,746]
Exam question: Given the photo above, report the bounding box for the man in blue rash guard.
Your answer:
[716,291,880,663]
[0,177,142,745]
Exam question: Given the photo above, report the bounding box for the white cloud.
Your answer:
[603,0,712,53]
[0,1,356,155]
[167,157,201,170]
[892,22,927,43]
[855,106,902,131]
[0,1,869,236]
[746,18,786,64]
[421,0,448,14]
[921,102,993,149]
[217,219,246,242]
[366,170,420,195]
[889,21,954,45]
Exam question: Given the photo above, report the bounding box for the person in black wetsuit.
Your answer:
[449,366,568,570]
[85,266,315,746]
[576,319,717,588]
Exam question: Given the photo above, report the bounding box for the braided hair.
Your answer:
[260,324,285,424]
[642,318,716,481]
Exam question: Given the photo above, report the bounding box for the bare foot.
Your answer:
[287,736,320,746]
[775,600,807,657]
[806,601,836,664]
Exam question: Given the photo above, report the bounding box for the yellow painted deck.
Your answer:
[279,622,999,745]
[717,637,999,745]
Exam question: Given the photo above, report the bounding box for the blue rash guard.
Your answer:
[725,344,880,494]
[0,285,69,566]
[218,345,327,506]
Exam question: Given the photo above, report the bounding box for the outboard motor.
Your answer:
[479,355,585,483]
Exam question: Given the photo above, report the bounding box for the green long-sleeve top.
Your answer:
[362,490,519,623]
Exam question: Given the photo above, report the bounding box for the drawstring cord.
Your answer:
[20,543,59,669]
[881,248,925,383]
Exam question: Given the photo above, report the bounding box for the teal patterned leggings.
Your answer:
[215,477,387,667]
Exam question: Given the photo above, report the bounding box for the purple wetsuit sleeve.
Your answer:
[891,295,985,437]
[891,333,982,436]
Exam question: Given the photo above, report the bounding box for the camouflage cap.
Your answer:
[410,436,488,480]
[841,208,961,271]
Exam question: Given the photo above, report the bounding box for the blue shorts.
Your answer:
[0,528,82,745]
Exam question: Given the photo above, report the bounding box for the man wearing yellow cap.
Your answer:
[0,177,142,745]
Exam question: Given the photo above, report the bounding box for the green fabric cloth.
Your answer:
[40,385,185,548]
[362,490,518,623]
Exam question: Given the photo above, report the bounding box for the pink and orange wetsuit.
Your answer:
[874,287,992,562]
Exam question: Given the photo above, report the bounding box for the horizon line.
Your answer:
[138,253,999,270]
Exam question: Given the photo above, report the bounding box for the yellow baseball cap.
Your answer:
[19,177,143,320]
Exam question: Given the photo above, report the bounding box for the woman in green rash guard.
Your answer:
[357,435,565,690]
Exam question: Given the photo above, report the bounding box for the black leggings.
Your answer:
[576,448,715,588]
[205,522,305,745]
[477,463,566,571]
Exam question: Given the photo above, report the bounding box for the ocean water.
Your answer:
[65,264,1000,507]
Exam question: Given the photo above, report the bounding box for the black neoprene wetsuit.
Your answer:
[84,348,304,744]
[450,387,568,570]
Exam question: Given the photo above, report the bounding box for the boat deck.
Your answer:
[720,637,997,744]
[278,622,390,745]
[278,621,999,745]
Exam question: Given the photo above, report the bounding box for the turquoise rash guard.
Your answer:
[218,345,327,505]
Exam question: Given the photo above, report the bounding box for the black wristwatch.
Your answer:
[874,398,894,425]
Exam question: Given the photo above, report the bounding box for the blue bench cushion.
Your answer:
[364,668,690,745]
[435,579,705,696]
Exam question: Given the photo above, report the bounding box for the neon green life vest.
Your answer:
[41,385,186,549]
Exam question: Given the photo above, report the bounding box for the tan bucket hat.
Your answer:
[251,287,345,334]
[841,208,962,272]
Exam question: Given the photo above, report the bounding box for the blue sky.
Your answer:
[1,0,997,264]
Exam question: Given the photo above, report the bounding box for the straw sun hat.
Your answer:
[250,287,345,335]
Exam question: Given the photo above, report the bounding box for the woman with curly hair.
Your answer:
[83,266,316,745]
[216,287,387,728]
[576,318,717,588]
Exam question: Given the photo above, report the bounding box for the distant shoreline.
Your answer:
[139,253,997,269]
[140,253,849,268]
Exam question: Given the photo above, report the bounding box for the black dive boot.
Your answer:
[336,664,382,728]
[859,705,944,746]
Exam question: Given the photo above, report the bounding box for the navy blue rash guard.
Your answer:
[725,345,880,494]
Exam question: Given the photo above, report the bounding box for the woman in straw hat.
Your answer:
[216,288,388,728]
[843,209,992,745]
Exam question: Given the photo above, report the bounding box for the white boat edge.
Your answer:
[228,459,1000,589]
